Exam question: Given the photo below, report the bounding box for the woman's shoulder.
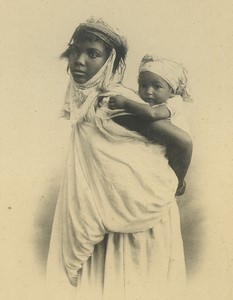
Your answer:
[108,83,143,103]
[108,83,136,94]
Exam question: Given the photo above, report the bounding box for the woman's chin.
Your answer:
[71,74,88,84]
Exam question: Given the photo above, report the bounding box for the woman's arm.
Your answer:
[108,95,170,121]
[112,115,193,189]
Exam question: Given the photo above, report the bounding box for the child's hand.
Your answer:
[108,95,127,110]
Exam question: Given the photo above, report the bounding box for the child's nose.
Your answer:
[146,87,153,95]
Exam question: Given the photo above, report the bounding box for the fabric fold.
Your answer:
[58,83,178,285]
[53,47,178,287]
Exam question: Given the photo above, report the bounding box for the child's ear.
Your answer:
[169,88,175,98]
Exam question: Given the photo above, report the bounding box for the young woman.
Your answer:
[47,17,192,300]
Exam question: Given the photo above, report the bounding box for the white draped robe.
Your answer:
[46,85,186,300]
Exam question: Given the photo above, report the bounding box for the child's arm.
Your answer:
[112,115,193,194]
[108,95,170,121]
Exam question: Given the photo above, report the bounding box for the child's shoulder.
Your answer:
[166,95,183,104]
[164,95,184,115]
[165,95,183,108]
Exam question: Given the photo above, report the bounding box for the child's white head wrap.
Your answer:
[139,54,191,101]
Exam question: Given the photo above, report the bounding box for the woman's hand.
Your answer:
[108,95,127,110]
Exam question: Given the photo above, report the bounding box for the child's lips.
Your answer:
[145,98,155,103]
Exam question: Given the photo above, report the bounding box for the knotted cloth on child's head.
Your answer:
[139,54,191,101]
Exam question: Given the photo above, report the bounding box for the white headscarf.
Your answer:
[62,48,126,124]
[61,17,128,124]
[139,54,191,101]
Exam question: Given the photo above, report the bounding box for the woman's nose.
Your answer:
[75,53,86,65]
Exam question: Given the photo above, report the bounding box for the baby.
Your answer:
[108,54,192,195]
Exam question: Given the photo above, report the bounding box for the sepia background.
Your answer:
[0,0,233,299]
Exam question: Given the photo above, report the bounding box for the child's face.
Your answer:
[68,39,109,84]
[138,71,173,105]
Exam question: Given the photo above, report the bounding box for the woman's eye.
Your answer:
[89,51,98,58]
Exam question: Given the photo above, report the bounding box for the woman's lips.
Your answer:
[71,68,87,76]
[73,70,86,75]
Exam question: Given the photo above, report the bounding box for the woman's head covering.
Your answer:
[61,17,128,123]
[72,18,127,58]
[139,54,191,101]
[61,17,128,74]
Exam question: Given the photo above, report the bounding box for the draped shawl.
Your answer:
[56,19,178,286]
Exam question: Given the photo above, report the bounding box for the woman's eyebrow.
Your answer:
[70,44,79,49]
[87,47,101,52]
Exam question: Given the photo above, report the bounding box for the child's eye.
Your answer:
[154,85,161,89]
[139,83,146,88]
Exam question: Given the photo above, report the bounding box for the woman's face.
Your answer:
[68,38,110,84]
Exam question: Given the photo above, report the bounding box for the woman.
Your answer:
[47,17,192,300]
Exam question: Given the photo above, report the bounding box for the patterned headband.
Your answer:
[71,18,128,58]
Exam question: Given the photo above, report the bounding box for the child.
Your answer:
[108,54,192,195]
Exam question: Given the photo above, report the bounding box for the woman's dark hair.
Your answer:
[60,26,127,74]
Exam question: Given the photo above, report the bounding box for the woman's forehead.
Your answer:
[72,33,110,51]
